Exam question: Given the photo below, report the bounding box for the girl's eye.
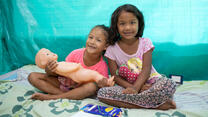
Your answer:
[46,53,49,55]
[89,36,93,39]
[97,39,102,42]
[119,22,125,25]
[131,21,136,24]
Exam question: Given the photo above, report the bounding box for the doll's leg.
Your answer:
[28,72,63,95]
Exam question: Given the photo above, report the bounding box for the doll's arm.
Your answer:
[56,62,81,73]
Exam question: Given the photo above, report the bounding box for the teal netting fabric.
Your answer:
[0,0,208,80]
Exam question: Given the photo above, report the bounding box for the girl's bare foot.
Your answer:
[31,93,55,101]
[157,100,176,110]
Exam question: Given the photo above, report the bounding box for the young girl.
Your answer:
[28,25,111,100]
[97,4,177,110]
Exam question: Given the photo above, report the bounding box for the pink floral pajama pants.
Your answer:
[97,76,176,108]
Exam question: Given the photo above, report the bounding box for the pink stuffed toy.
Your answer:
[35,48,114,86]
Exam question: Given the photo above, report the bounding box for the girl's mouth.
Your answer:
[88,45,96,49]
[124,31,133,34]
[123,32,133,36]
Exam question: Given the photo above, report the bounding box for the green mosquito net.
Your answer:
[0,0,208,80]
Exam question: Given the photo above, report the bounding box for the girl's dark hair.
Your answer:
[92,24,110,45]
[109,4,145,45]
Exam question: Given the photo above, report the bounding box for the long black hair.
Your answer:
[109,4,145,45]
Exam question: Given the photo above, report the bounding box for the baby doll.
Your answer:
[35,48,114,87]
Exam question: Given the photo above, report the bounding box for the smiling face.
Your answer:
[86,27,107,55]
[117,11,139,40]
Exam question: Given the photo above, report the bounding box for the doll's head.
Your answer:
[35,48,58,69]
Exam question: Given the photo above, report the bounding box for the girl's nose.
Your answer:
[125,24,131,30]
[89,38,95,44]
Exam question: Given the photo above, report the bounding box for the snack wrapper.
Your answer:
[80,104,122,117]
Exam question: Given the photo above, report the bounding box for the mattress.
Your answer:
[0,65,208,117]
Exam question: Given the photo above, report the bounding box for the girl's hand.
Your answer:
[140,84,152,92]
[97,76,115,88]
[122,87,138,94]
[45,60,58,76]
[97,78,108,88]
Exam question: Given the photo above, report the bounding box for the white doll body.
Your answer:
[35,48,114,86]
[56,62,104,83]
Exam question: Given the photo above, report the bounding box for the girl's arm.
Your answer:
[133,49,153,92]
[107,58,133,88]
